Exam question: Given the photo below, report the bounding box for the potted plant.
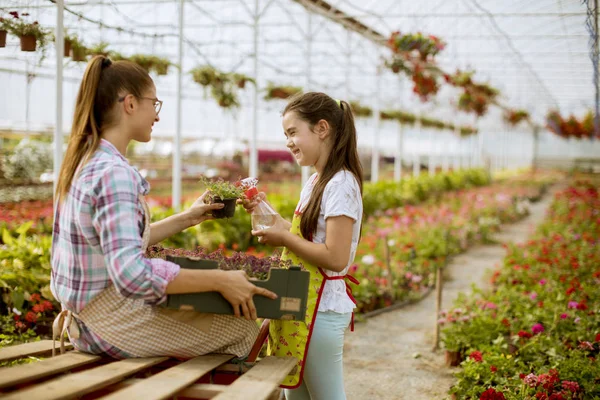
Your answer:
[349,101,373,118]
[191,65,219,87]
[503,109,529,126]
[70,37,88,62]
[263,83,302,100]
[200,177,244,219]
[0,15,13,48]
[212,88,239,109]
[87,41,110,57]
[151,57,170,76]
[232,73,255,89]
[6,11,49,52]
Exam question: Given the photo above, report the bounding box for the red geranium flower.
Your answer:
[480,388,505,400]
[469,350,483,363]
[25,311,37,323]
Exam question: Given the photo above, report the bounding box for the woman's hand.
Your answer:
[251,217,291,247]
[218,270,278,320]
[237,191,266,213]
[185,190,224,227]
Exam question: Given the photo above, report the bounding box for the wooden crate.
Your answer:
[0,339,294,400]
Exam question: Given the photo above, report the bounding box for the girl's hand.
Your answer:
[219,270,278,320]
[251,217,290,247]
[185,190,224,226]
[237,191,266,213]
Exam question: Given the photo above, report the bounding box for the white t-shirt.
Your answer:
[296,170,363,314]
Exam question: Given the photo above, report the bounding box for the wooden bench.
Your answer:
[0,320,293,400]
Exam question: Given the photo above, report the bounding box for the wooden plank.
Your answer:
[0,351,101,389]
[213,357,296,400]
[1,357,168,400]
[0,341,73,363]
[110,380,226,400]
[101,354,233,400]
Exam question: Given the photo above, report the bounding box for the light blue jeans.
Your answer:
[284,311,352,400]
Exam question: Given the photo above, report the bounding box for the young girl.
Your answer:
[51,55,277,359]
[243,92,363,400]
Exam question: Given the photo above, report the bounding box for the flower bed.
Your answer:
[351,180,548,314]
[441,181,600,399]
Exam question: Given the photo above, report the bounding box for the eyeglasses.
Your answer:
[118,95,163,115]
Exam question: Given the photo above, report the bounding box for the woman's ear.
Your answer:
[315,119,331,140]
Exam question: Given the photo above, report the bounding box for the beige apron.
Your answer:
[53,198,258,358]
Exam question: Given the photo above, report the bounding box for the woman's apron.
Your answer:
[52,198,258,359]
[268,212,359,389]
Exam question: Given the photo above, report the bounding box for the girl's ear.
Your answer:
[315,119,331,140]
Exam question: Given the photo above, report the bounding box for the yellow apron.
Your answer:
[268,211,359,389]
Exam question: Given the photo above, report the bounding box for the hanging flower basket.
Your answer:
[71,46,87,62]
[63,39,71,57]
[6,12,49,53]
[503,109,529,126]
[20,34,36,51]
[263,84,302,101]
[232,73,255,89]
[0,30,6,48]
[349,101,373,118]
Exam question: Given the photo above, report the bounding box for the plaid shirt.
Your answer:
[51,139,180,357]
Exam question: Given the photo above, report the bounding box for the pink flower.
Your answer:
[531,323,544,334]
[530,292,538,300]
[539,279,547,285]
[574,317,581,324]
[560,313,568,319]
[579,341,594,351]
[524,373,538,387]
[568,301,578,309]
[484,302,497,310]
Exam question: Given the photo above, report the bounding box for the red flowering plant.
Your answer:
[385,31,446,101]
[545,110,596,139]
[446,69,500,117]
[387,31,446,61]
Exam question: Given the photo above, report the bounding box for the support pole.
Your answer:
[53,0,64,202]
[301,12,312,186]
[250,0,260,180]
[371,67,381,183]
[172,0,184,211]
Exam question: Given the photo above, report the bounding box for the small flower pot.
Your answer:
[445,350,463,367]
[391,64,400,74]
[237,79,246,89]
[64,40,71,57]
[20,35,37,52]
[0,30,7,48]
[211,197,237,219]
[72,47,87,62]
